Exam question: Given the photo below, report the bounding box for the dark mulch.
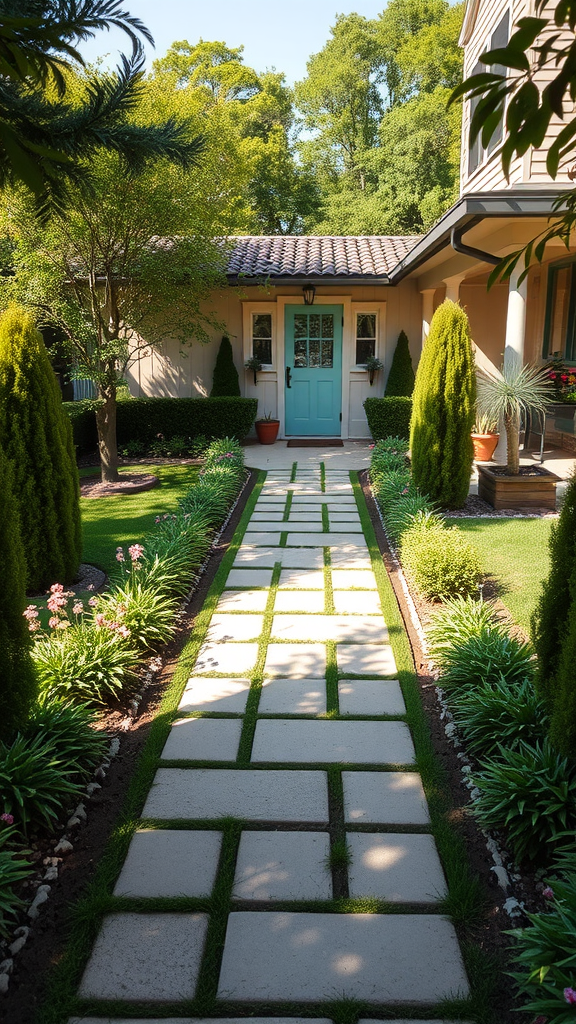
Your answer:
[1,469,258,1024]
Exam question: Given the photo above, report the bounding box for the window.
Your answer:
[293,312,334,368]
[355,313,376,365]
[467,10,510,173]
[252,312,272,365]
[544,261,576,361]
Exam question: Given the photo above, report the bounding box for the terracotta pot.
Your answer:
[255,419,280,445]
[471,432,499,462]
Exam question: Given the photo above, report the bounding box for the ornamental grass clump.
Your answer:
[427,595,502,659]
[0,823,32,936]
[471,740,576,865]
[25,698,108,774]
[431,627,535,691]
[410,300,476,509]
[400,519,482,600]
[449,676,548,757]
[97,580,178,653]
[31,623,140,705]
[370,436,410,476]
[0,732,87,835]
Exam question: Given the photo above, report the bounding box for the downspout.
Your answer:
[450,224,501,265]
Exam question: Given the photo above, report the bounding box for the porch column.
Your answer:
[443,273,467,303]
[504,268,528,370]
[420,288,436,348]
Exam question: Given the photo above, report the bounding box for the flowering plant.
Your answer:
[23,583,85,634]
[546,361,576,402]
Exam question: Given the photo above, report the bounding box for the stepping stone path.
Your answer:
[73,463,471,1024]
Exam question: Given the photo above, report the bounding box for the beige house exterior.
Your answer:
[125,0,576,446]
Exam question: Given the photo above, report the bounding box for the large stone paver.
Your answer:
[274,591,325,613]
[217,912,469,1003]
[79,913,208,1001]
[194,642,259,675]
[143,769,329,823]
[259,679,327,715]
[333,590,381,615]
[233,831,332,900]
[234,548,280,568]
[217,590,269,612]
[278,569,325,589]
[114,830,221,897]
[332,569,377,588]
[347,833,447,902]
[264,643,326,677]
[338,679,406,716]
[281,548,325,568]
[244,532,283,546]
[206,614,264,642]
[226,568,273,588]
[343,771,430,824]
[330,551,373,570]
[178,678,250,714]
[251,720,415,764]
[337,643,397,676]
[161,718,242,761]
[271,614,387,643]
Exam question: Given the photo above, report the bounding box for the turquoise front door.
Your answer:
[285,305,343,435]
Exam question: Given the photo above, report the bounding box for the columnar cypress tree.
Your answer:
[531,470,576,754]
[385,330,415,396]
[210,336,240,397]
[0,306,81,590]
[0,442,37,740]
[410,300,476,509]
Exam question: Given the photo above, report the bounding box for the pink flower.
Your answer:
[0,813,14,825]
[88,597,98,607]
[564,988,576,1005]
[128,544,144,562]
[72,602,84,616]
[542,886,554,900]
[48,616,60,629]
[116,548,125,562]
[116,625,130,639]
[56,618,70,629]
[95,613,106,627]
[47,593,67,612]
[49,583,64,594]
[23,605,39,620]
[28,620,40,632]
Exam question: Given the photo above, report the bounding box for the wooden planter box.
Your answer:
[477,465,560,510]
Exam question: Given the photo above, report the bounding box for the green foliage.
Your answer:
[427,595,502,657]
[25,698,108,774]
[400,518,482,599]
[510,873,576,1023]
[385,331,415,396]
[0,826,32,936]
[0,305,81,590]
[97,581,178,653]
[370,436,410,475]
[31,625,140,705]
[0,441,37,741]
[471,741,576,865]
[410,300,476,509]
[449,676,548,757]
[385,502,441,547]
[364,396,412,441]
[0,732,86,835]
[432,628,535,692]
[211,336,241,397]
[532,472,576,755]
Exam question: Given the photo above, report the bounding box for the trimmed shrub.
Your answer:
[385,330,415,396]
[0,306,81,589]
[471,741,576,865]
[531,471,576,756]
[364,396,412,441]
[210,336,241,397]
[450,676,548,757]
[0,444,37,741]
[400,519,482,600]
[410,300,476,509]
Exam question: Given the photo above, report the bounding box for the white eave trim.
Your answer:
[459,0,482,46]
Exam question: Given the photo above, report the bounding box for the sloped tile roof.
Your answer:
[227,235,420,279]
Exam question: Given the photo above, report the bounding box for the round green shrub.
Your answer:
[385,330,415,397]
[210,336,240,397]
[410,300,476,509]
[400,520,482,600]
[0,306,81,590]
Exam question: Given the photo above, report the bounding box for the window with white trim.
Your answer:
[468,9,510,175]
[251,312,273,366]
[355,312,377,365]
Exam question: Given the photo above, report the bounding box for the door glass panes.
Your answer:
[291,311,335,369]
[252,313,272,364]
[355,313,376,364]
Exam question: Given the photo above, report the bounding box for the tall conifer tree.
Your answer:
[410,300,475,509]
[0,306,81,590]
[385,330,415,396]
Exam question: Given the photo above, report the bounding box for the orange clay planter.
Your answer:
[255,419,280,445]
[471,432,499,462]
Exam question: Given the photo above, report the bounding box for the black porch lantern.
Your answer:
[302,282,316,306]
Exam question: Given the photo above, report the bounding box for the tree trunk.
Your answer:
[505,410,520,475]
[95,388,119,483]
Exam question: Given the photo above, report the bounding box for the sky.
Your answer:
[80,0,390,84]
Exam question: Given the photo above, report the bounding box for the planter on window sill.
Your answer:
[477,464,560,510]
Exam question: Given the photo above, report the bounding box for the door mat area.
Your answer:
[287,439,344,447]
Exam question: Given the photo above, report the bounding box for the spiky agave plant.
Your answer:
[476,357,552,475]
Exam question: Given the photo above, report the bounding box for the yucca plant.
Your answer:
[476,356,553,475]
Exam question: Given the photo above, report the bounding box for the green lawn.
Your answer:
[452,517,553,634]
[80,463,199,576]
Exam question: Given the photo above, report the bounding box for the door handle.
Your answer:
[285,365,292,388]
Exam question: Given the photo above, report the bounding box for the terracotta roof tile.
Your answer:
[226,235,420,279]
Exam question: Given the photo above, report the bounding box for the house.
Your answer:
[126,0,576,449]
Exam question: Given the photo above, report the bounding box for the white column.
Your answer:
[504,269,528,370]
[421,288,436,348]
[443,273,467,303]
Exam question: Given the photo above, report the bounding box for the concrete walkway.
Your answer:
[72,458,472,1024]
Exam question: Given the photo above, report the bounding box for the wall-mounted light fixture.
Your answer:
[302,283,316,306]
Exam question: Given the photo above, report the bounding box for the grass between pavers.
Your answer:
[450,515,553,635]
[79,462,199,576]
[36,470,266,1024]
